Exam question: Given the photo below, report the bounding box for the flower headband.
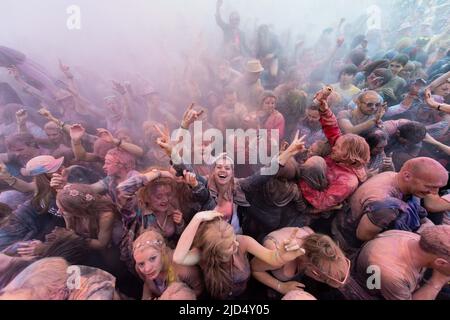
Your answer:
[133,239,164,253]
[63,185,95,202]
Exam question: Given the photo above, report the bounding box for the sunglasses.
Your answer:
[362,101,382,108]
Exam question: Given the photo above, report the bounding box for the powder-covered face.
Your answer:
[8,141,38,165]
[340,73,355,86]
[134,246,163,281]
[261,97,276,115]
[149,184,173,213]
[102,154,123,177]
[213,158,233,186]
[358,93,382,115]
[45,128,63,144]
[389,61,404,76]
[434,82,450,97]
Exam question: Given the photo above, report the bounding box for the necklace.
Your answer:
[155,213,169,232]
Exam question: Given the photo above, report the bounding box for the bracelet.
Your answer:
[5,176,17,187]
[437,105,442,111]
[277,281,282,291]
[116,139,123,147]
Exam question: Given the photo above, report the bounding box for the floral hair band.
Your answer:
[133,239,164,252]
[63,185,95,202]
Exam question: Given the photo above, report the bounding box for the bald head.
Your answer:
[401,157,448,180]
[44,121,60,131]
[399,157,448,197]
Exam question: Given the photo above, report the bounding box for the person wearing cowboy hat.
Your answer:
[231,59,265,111]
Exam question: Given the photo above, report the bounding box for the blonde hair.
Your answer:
[303,234,349,285]
[132,230,176,285]
[331,134,370,168]
[193,218,235,299]
[1,257,69,300]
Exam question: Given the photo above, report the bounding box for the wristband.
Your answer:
[5,176,17,187]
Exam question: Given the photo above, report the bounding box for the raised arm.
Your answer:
[0,162,36,193]
[316,87,342,146]
[69,124,100,162]
[423,133,450,156]
[215,0,227,30]
[424,88,450,114]
[96,128,144,158]
[173,211,223,266]
[8,66,54,106]
[116,169,174,206]
[15,109,29,134]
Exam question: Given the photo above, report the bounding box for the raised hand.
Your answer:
[69,124,86,142]
[154,123,173,157]
[38,107,53,119]
[112,80,126,95]
[313,86,333,111]
[183,170,198,188]
[15,109,28,125]
[285,131,306,156]
[424,88,440,109]
[59,59,74,78]
[374,102,387,124]
[181,103,205,129]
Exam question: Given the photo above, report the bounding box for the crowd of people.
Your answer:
[0,0,449,300]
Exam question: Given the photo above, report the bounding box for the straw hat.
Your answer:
[246,59,264,73]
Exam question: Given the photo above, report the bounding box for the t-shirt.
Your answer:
[331,83,361,105]
[355,230,424,300]
[332,172,403,252]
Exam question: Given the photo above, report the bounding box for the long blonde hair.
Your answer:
[132,230,177,285]
[193,218,235,299]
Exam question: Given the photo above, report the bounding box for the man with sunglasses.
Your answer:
[337,90,386,135]
[355,225,450,300]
